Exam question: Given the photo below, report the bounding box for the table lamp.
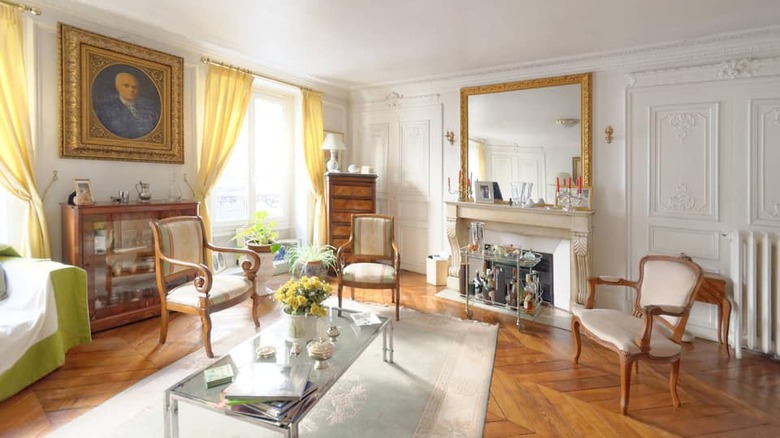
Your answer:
[321,133,346,172]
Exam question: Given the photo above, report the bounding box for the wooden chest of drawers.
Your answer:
[326,173,377,250]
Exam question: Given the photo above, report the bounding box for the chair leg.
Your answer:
[200,313,214,358]
[670,358,682,407]
[250,293,260,328]
[395,288,399,321]
[619,355,633,415]
[350,286,355,300]
[338,282,343,309]
[159,308,169,345]
[571,317,582,364]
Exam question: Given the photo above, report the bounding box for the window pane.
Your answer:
[211,123,250,223]
[253,97,286,218]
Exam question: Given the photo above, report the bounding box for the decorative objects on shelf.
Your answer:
[58,24,183,163]
[474,181,495,203]
[322,131,346,172]
[135,181,152,202]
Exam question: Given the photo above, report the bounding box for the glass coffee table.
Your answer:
[164,307,393,438]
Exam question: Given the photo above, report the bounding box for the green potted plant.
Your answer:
[232,210,282,254]
[284,244,337,278]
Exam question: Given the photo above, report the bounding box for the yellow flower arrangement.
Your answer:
[274,276,331,316]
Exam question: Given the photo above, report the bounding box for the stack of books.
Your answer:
[223,363,318,425]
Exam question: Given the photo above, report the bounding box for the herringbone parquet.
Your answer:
[1,271,778,437]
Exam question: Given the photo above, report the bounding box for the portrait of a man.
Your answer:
[92,65,161,139]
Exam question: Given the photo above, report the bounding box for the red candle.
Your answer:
[578,176,582,193]
[556,177,560,193]
[568,178,572,189]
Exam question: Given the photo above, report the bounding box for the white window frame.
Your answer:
[209,85,297,242]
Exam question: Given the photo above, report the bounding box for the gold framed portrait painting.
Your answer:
[59,24,184,163]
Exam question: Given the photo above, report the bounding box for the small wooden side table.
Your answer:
[696,273,734,356]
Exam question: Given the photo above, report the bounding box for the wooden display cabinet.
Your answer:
[61,201,199,332]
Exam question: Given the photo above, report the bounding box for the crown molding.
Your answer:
[351,26,780,93]
[353,91,441,113]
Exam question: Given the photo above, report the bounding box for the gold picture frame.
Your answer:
[58,24,184,163]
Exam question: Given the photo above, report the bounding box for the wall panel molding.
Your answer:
[648,226,720,260]
[649,102,719,221]
[750,98,780,226]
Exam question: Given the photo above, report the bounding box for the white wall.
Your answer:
[349,28,780,324]
[22,12,349,260]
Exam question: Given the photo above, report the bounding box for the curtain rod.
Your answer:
[0,0,41,15]
[200,57,321,95]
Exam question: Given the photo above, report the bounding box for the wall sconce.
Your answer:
[445,130,455,145]
[555,118,580,127]
[604,125,614,144]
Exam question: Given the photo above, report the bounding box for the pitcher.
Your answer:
[135,181,152,202]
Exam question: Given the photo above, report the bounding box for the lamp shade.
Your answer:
[321,133,346,151]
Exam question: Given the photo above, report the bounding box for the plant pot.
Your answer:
[247,243,273,253]
[285,313,317,343]
[300,260,323,279]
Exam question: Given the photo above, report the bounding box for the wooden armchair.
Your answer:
[336,214,401,321]
[571,254,703,414]
[150,216,261,358]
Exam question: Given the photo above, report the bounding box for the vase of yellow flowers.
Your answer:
[274,276,331,344]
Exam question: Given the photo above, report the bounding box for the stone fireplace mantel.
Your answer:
[445,201,594,308]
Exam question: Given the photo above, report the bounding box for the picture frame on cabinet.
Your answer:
[474,181,494,203]
[73,178,95,205]
[58,24,184,163]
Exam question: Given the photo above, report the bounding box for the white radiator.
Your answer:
[730,230,780,359]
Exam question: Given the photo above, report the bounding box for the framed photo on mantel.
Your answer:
[475,181,494,203]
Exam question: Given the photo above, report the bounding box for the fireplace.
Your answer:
[445,201,594,311]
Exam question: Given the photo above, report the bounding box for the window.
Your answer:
[209,86,296,239]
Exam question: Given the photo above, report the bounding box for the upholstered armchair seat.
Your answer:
[166,276,253,307]
[341,263,397,284]
[571,307,681,357]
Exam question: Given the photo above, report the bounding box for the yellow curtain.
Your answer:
[476,142,486,181]
[302,90,325,246]
[0,5,50,258]
[195,65,254,240]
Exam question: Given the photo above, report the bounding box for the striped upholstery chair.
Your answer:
[150,216,261,358]
[336,214,401,320]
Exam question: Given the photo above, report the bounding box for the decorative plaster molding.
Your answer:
[386,91,403,108]
[669,113,698,141]
[714,58,753,79]
[664,184,697,211]
[354,92,441,112]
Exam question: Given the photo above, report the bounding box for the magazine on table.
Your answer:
[224,363,310,401]
[349,311,382,326]
[226,381,318,419]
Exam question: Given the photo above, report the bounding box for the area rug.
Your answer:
[47,298,498,438]
[435,288,572,331]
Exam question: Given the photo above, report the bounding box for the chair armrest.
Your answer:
[336,239,352,269]
[584,276,639,309]
[157,253,213,293]
[392,242,400,271]
[206,243,260,274]
[635,305,688,352]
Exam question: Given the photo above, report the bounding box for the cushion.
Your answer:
[0,244,20,257]
[342,262,396,284]
[0,264,6,301]
[353,217,393,257]
[572,307,681,358]
[156,220,204,276]
[166,275,252,307]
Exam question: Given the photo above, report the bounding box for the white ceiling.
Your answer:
[35,0,780,88]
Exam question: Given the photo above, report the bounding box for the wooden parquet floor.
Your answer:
[1,271,779,437]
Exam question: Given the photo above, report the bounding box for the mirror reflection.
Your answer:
[460,73,592,206]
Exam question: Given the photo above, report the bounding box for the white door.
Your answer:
[354,104,443,273]
[628,76,780,339]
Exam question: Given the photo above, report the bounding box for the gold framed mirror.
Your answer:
[459,73,592,205]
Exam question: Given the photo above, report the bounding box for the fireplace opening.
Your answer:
[459,251,554,307]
